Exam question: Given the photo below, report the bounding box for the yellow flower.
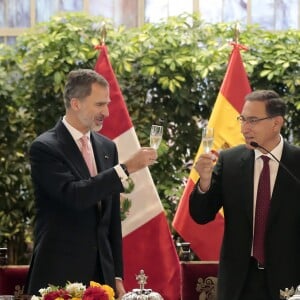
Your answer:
[102,285,115,300]
[89,281,115,300]
[89,281,101,288]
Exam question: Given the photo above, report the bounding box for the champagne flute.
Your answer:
[150,125,163,150]
[202,126,214,153]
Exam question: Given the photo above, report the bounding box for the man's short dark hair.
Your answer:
[63,69,109,109]
[245,90,286,117]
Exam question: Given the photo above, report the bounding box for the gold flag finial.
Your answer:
[233,22,240,43]
[100,22,107,45]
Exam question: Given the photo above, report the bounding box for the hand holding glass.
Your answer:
[150,125,163,150]
[202,127,214,153]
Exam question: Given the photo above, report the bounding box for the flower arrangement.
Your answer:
[31,281,115,300]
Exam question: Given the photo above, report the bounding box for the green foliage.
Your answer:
[1,12,300,263]
[0,44,35,263]
[120,197,132,221]
[239,26,300,140]
[14,13,112,134]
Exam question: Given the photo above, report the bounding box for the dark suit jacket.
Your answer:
[189,142,300,300]
[26,120,124,294]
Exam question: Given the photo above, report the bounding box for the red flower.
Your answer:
[82,286,109,300]
[44,289,71,300]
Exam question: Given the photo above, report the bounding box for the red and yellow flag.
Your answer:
[172,43,251,260]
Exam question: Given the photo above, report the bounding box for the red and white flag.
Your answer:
[95,45,181,300]
[172,43,251,260]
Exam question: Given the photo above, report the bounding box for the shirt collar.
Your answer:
[62,116,91,142]
[254,135,284,161]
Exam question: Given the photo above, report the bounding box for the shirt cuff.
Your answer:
[114,164,129,183]
[115,277,123,281]
[197,182,210,193]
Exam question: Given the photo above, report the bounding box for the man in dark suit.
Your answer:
[25,69,157,298]
[189,90,300,300]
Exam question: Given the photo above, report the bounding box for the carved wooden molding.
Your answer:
[196,276,218,300]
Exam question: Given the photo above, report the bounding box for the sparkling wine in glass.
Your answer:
[202,126,214,153]
[150,125,163,150]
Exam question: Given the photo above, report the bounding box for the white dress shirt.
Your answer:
[251,135,284,252]
[252,136,284,222]
[62,116,128,182]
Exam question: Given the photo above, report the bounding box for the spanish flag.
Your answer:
[172,43,251,260]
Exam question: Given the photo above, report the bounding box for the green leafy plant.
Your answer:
[1,13,299,263]
[0,44,35,263]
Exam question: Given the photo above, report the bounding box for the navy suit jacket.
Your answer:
[189,142,300,300]
[26,120,124,294]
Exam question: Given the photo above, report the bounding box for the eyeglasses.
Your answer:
[237,115,274,125]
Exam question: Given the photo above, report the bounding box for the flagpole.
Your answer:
[100,22,106,46]
[231,23,248,52]
[233,22,240,44]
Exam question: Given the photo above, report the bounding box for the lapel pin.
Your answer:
[104,155,109,159]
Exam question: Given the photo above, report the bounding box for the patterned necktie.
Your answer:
[253,155,270,265]
[80,135,97,176]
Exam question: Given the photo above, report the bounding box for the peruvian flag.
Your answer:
[94,45,181,300]
[172,43,252,260]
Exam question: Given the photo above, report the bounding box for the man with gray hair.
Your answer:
[25,69,157,299]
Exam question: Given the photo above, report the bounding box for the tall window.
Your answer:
[145,0,193,23]
[0,0,299,44]
[36,0,83,23]
[89,0,139,28]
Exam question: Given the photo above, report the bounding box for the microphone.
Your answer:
[250,141,300,185]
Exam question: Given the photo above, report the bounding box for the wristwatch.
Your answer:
[120,163,129,176]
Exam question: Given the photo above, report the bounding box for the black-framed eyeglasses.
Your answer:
[237,115,274,125]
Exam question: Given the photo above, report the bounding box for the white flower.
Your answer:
[65,282,86,297]
[39,287,54,296]
[31,281,115,300]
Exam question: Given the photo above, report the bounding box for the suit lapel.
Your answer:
[239,150,255,224]
[55,120,90,178]
[90,132,109,172]
[267,142,291,226]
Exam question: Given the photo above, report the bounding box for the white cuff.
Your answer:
[114,164,129,185]
[197,182,210,194]
[115,277,123,281]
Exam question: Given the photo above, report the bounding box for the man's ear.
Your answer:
[273,115,284,130]
[70,98,80,111]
